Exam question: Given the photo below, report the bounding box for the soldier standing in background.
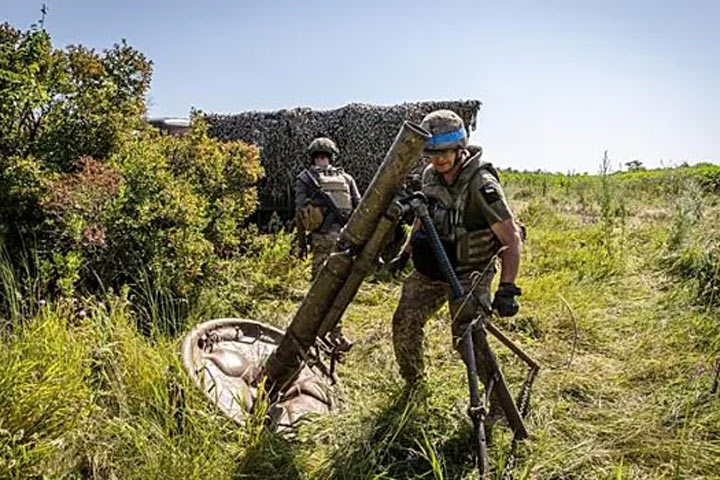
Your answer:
[295,137,361,351]
[387,110,524,428]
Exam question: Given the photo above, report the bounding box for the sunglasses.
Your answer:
[421,149,453,162]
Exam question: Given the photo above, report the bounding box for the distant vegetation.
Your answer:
[2,22,719,480]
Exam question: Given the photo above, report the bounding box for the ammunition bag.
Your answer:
[297,204,325,232]
[410,230,457,281]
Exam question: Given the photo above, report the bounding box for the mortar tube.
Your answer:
[263,251,354,394]
[341,122,431,249]
[318,203,404,338]
[261,122,430,394]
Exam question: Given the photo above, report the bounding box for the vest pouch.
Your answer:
[430,207,453,239]
[456,232,469,265]
[456,228,499,269]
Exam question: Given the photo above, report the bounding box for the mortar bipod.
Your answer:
[401,192,538,479]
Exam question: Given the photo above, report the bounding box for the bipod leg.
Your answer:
[485,320,540,371]
[473,326,529,440]
[516,364,539,418]
[500,346,539,479]
[409,194,530,477]
[479,375,497,479]
[460,329,489,479]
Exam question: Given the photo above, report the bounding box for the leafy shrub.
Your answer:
[0,22,152,299]
[0,24,263,323]
[36,121,263,312]
[0,23,151,171]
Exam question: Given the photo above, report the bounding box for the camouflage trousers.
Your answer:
[310,230,339,280]
[392,270,503,413]
[309,229,351,348]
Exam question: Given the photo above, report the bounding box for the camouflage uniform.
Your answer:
[392,270,493,382]
[309,229,341,279]
[295,164,361,279]
[294,137,361,350]
[391,155,513,385]
[391,111,517,422]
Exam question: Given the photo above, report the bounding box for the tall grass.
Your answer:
[0,241,47,326]
[3,166,720,478]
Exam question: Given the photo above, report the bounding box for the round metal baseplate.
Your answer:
[181,318,334,430]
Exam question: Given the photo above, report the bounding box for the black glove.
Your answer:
[492,282,522,317]
[386,251,410,276]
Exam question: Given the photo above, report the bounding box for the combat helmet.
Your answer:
[420,110,468,151]
[307,137,340,159]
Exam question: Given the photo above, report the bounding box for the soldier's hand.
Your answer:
[386,251,410,276]
[492,282,522,317]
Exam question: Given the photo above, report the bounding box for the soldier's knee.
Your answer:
[391,301,414,330]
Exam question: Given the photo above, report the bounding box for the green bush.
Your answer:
[40,121,262,310]
[0,24,263,324]
[0,23,151,171]
[0,22,152,298]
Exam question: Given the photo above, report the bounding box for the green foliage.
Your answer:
[0,21,152,301]
[0,24,263,324]
[0,306,93,477]
[1,174,720,478]
[193,230,308,326]
[102,121,262,297]
[3,21,720,480]
[0,23,151,171]
[662,180,720,352]
[0,231,312,479]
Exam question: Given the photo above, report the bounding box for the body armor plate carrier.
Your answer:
[313,167,353,214]
[421,152,502,274]
[298,166,354,231]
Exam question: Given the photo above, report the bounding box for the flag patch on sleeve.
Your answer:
[480,184,500,204]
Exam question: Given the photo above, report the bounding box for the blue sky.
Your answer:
[3,0,719,172]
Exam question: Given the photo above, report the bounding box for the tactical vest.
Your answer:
[312,166,352,212]
[301,166,354,233]
[422,153,502,274]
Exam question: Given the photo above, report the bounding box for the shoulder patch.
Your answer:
[480,184,500,204]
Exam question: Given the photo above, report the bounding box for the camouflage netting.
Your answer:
[205,100,481,216]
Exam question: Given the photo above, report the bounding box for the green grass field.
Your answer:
[2,167,720,479]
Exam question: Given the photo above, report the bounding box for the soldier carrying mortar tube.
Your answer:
[386,110,524,432]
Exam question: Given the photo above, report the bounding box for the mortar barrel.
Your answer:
[318,206,402,337]
[262,122,429,393]
[341,122,430,248]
